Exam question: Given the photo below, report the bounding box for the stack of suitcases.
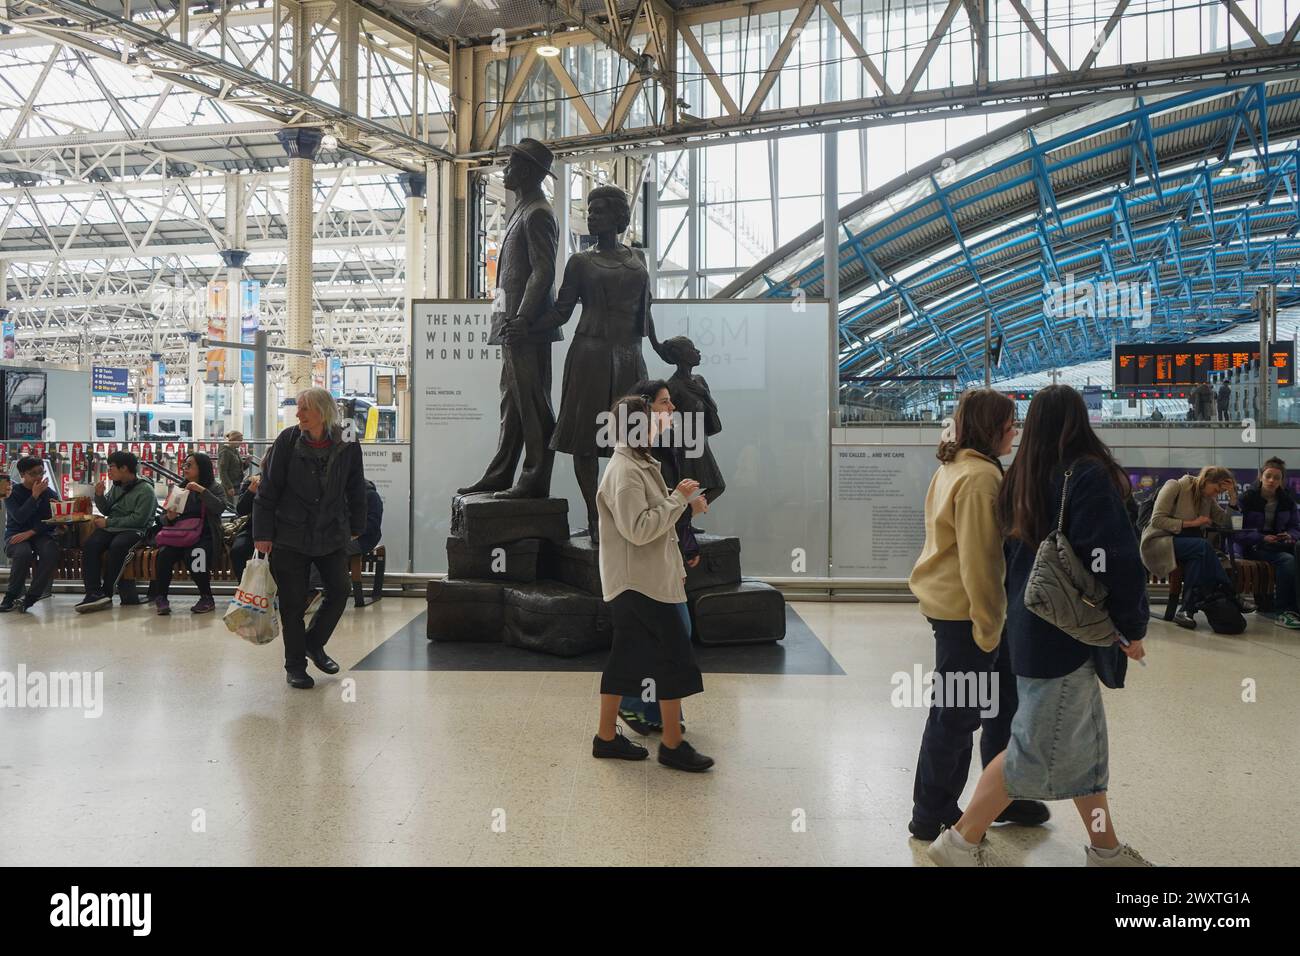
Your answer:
[427,493,786,656]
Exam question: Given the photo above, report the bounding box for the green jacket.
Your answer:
[95,478,158,534]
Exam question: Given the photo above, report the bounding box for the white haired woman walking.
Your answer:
[253,387,367,689]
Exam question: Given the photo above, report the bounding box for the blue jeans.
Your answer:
[620,602,691,724]
[1172,536,1230,610]
[1249,547,1298,612]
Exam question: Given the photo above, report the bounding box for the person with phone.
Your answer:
[929,386,1151,867]
[616,380,709,736]
[591,392,713,772]
[1236,457,1300,628]
[1139,466,1239,629]
[2,456,61,613]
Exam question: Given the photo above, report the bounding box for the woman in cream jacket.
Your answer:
[1139,466,1238,627]
[591,392,714,773]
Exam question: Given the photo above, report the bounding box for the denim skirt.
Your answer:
[1002,658,1110,800]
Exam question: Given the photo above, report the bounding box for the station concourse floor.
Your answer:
[1,595,1295,867]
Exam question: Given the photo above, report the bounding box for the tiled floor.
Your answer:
[1,594,1296,866]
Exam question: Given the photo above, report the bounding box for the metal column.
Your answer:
[276,128,323,395]
[823,131,839,423]
[220,247,249,437]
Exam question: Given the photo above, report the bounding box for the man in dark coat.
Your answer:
[457,138,560,500]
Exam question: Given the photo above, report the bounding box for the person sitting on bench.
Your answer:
[307,479,383,601]
[2,456,61,613]
[76,450,157,613]
[229,473,261,582]
[149,451,226,616]
[1237,457,1300,629]
[1139,466,1240,629]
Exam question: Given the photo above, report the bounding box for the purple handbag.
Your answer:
[156,503,205,548]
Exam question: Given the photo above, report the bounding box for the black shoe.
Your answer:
[307,647,340,674]
[286,669,315,690]
[657,739,714,772]
[21,592,45,611]
[118,595,146,606]
[592,728,649,760]
[995,799,1051,827]
[1173,610,1197,630]
[74,593,111,613]
[908,815,961,841]
[0,596,18,613]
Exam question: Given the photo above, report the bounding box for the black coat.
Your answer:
[1004,457,1147,688]
[252,425,366,556]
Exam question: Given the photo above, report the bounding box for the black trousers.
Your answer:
[229,533,253,582]
[153,536,214,600]
[270,545,350,671]
[4,535,61,600]
[911,618,1017,828]
[475,341,556,494]
[82,528,141,598]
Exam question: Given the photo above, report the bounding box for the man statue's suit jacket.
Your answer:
[489,194,562,347]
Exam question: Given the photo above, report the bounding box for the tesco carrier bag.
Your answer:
[223,551,280,644]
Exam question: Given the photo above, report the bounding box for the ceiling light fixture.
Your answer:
[321,131,338,150]
[538,0,560,58]
[132,60,154,82]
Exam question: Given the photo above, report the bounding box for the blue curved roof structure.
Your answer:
[719,80,1300,404]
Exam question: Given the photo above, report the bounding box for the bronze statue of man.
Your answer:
[458,138,561,499]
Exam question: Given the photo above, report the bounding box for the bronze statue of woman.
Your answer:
[542,185,661,544]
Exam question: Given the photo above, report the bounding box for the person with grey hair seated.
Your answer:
[253,386,367,689]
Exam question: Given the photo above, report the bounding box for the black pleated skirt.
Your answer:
[599,589,704,701]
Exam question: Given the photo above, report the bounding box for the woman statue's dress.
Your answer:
[547,245,652,457]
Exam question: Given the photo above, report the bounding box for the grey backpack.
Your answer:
[1023,466,1117,647]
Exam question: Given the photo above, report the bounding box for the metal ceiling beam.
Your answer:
[9,0,454,169]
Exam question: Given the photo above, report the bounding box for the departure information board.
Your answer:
[1113,342,1294,390]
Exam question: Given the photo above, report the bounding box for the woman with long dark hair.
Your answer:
[928,385,1151,867]
[907,389,1047,841]
[151,451,226,615]
[591,393,712,771]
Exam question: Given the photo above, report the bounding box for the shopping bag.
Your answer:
[223,551,280,645]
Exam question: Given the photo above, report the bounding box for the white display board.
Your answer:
[830,445,936,578]
[361,442,411,572]
[410,301,504,572]
[410,298,832,577]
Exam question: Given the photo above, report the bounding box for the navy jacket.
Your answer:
[358,480,384,554]
[252,425,366,556]
[3,482,60,546]
[1236,485,1299,554]
[1004,457,1147,688]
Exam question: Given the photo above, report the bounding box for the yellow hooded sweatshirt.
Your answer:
[907,448,1006,652]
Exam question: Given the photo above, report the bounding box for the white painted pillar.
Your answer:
[277,129,323,394]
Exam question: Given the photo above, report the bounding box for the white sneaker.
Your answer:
[1085,844,1155,867]
[927,827,994,867]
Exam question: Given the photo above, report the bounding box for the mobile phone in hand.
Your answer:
[685,487,708,502]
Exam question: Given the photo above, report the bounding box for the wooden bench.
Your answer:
[126,542,385,608]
